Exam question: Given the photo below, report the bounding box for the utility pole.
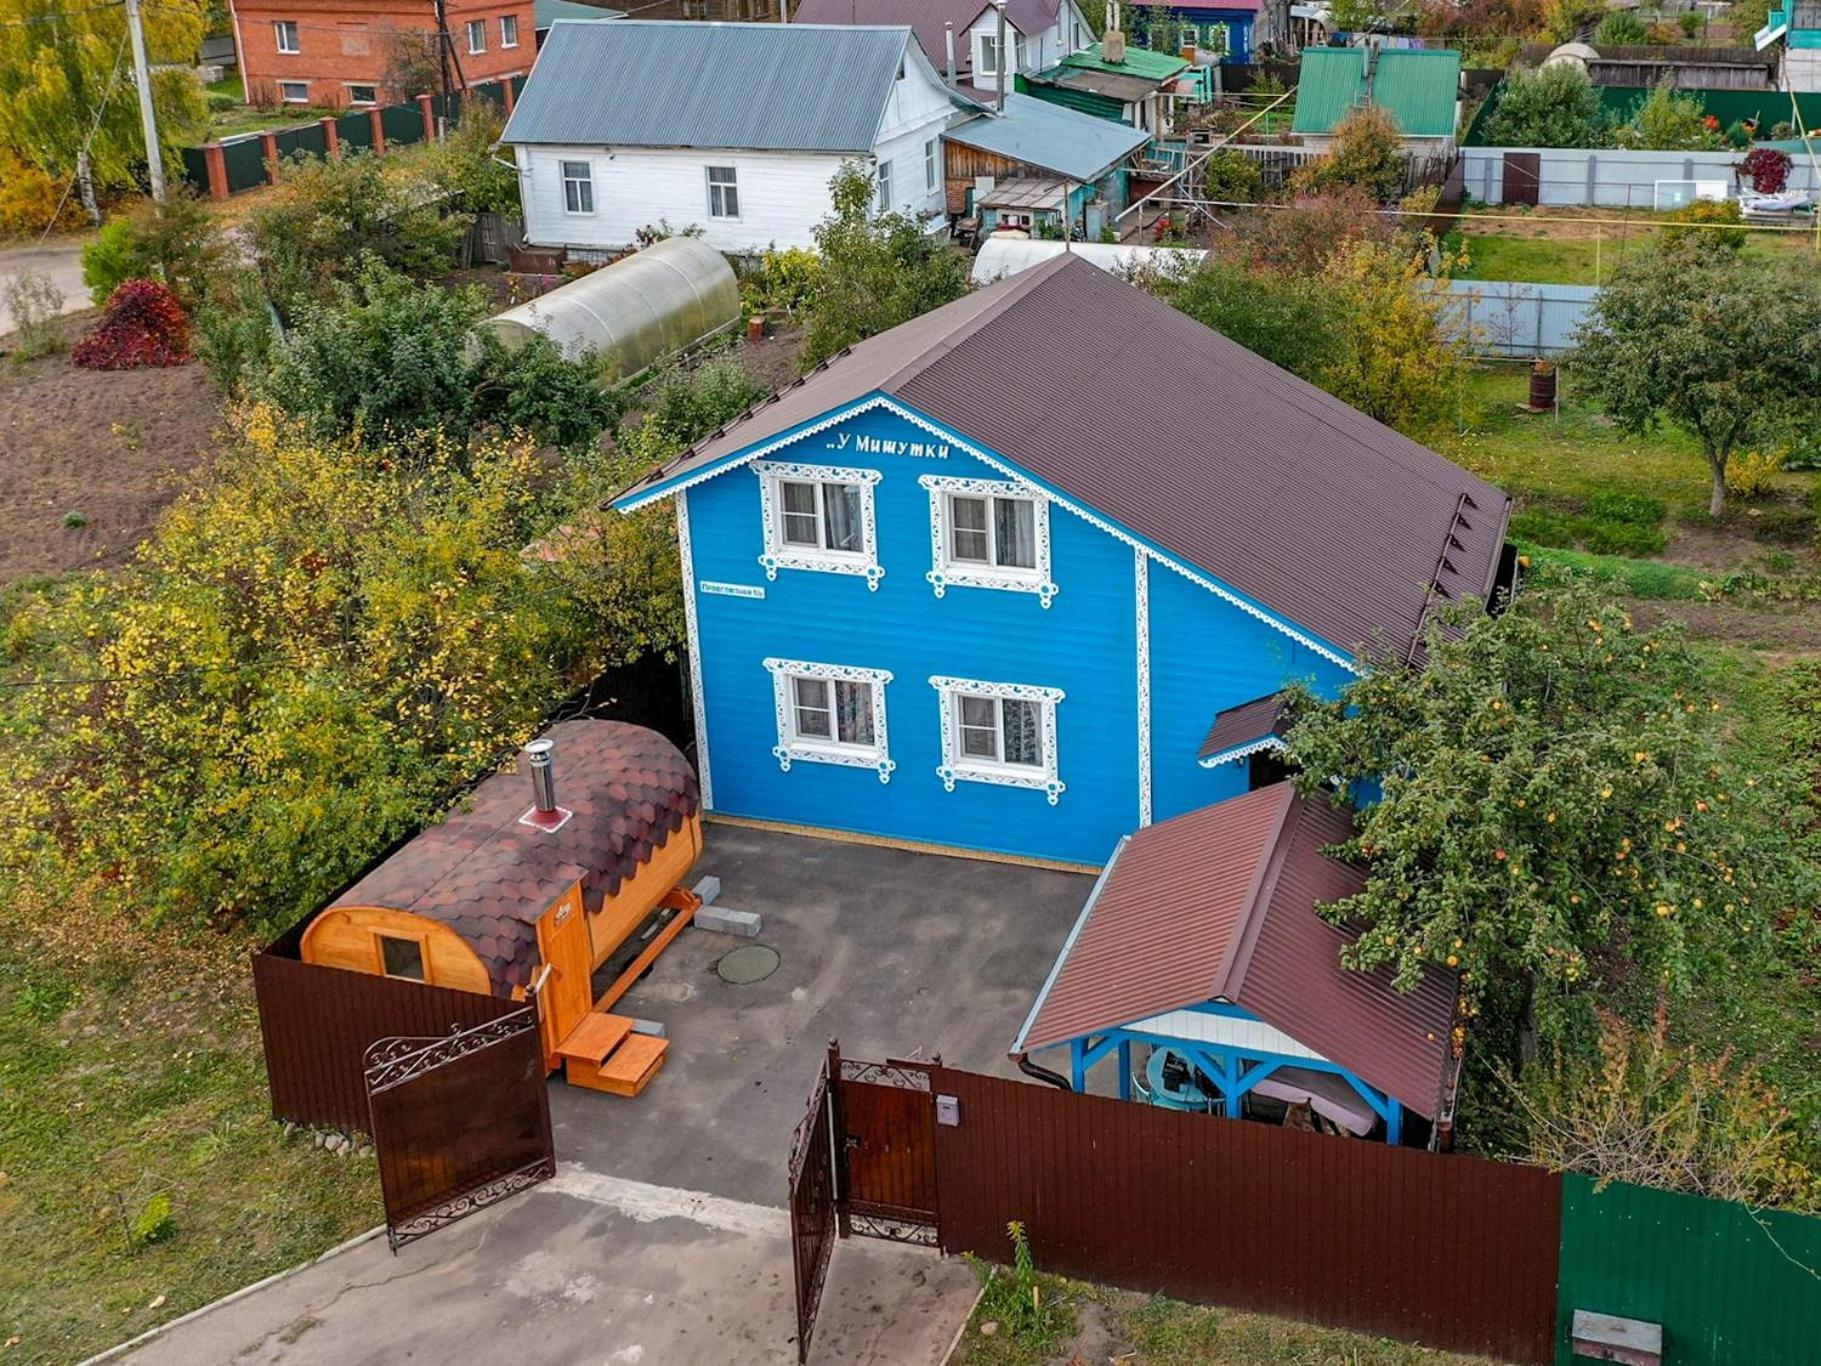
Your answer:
[124,0,166,202]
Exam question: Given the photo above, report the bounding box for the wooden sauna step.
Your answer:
[567,1032,668,1097]
[557,1012,633,1065]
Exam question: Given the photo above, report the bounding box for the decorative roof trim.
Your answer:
[1011,833,1129,1055]
[1198,734,1288,771]
[617,393,1359,674]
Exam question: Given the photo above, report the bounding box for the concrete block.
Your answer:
[692,875,722,906]
[693,904,762,938]
[630,1019,667,1039]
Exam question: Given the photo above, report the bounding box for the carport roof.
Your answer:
[943,93,1150,183]
[1012,784,1457,1117]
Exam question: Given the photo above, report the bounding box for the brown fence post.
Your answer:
[501,76,516,113]
[369,106,386,154]
[260,131,281,186]
[202,141,230,200]
[826,1038,850,1237]
[417,92,436,142]
[320,114,340,160]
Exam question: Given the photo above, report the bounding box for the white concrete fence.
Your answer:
[1457,145,1821,209]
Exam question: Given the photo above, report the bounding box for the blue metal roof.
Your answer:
[502,21,918,152]
[532,0,621,28]
[942,93,1149,182]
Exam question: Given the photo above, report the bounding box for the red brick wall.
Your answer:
[232,0,534,108]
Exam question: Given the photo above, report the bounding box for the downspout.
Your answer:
[1014,1052,1073,1091]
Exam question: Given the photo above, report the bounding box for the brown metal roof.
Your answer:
[615,254,1509,662]
[789,0,1061,73]
[1015,783,1456,1117]
[1199,691,1290,763]
[329,720,699,996]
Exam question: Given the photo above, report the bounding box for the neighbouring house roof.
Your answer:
[790,0,1063,71]
[329,720,699,996]
[976,175,1069,209]
[1292,45,1461,138]
[944,93,1150,181]
[502,21,928,151]
[1026,64,1164,103]
[1060,41,1188,80]
[1199,691,1290,766]
[613,253,1508,665]
[534,0,622,28]
[1013,783,1458,1117]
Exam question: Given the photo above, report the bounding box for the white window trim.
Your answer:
[560,159,593,215]
[919,474,1056,607]
[706,165,739,220]
[274,19,299,52]
[930,676,1066,803]
[753,460,884,589]
[278,80,310,103]
[346,83,377,105]
[466,18,486,53]
[500,13,519,46]
[977,32,1000,75]
[763,659,896,782]
[924,138,938,193]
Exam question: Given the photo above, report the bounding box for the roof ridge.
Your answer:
[1209,782,1299,1001]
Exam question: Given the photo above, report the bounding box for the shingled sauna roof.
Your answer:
[328,719,698,995]
[614,254,1510,664]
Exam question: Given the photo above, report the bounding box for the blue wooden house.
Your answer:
[610,254,1509,868]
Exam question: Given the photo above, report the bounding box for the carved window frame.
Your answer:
[763,658,896,782]
[929,675,1066,803]
[754,461,884,589]
[918,474,1056,607]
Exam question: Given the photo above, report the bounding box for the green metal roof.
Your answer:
[1371,49,1460,138]
[534,0,621,26]
[1291,47,1367,134]
[1061,42,1188,81]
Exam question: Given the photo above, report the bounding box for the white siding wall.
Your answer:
[967,1,1090,91]
[873,55,962,221]
[518,145,848,252]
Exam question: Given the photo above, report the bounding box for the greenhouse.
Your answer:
[479,236,740,381]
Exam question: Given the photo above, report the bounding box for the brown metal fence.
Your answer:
[788,1055,837,1364]
[920,1064,1562,1365]
[250,950,522,1134]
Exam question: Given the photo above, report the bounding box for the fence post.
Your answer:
[501,76,516,114]
[201,141,230,200]
[417,92,436,143]
[320,114,340,161]
[369,106,386,155]
[260,130,281,186]
[826,1038,850,1238]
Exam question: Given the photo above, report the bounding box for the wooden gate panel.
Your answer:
[365,1006,554,1250]
[836,1058,937,1238]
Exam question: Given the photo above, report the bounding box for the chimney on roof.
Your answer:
[518,738,572,832]
[945,21,956,86]
[995,0,1008,113]
[1103,26,1125,62]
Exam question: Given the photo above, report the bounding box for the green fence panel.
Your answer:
[221,136,269,192]
[1468,83,1821,146]
[179,145,211,195]
[285,123,329,159]
[1556,1174,1821,1365]
[382,102,427,148]
[337,109,374,153]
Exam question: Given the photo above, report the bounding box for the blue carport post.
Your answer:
[1070,1037,1086,1092]
[1118,1039,1132,1100]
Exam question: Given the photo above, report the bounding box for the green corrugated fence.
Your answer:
[1555,1173,1821,1364]
[1466,82,1821,145]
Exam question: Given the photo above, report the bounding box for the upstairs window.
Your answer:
[931,676,1066,802]
[924,138,938,193]
[755,462,884,588]
[467,18,486,52]
[706,165,739,218]
[919,474,1055,606]
[561,160,593,213]
[876,159,893,215]
[978,33,1000,74]
[274,19,299,52]
[501,13,519,45]
[763,659,896,780]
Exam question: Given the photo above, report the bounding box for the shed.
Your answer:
[1012,782,1459,1142]
[1020,41,1190,129]
[302,719,703,1081]
[477,236,740,379]
[1292,46,1461,152]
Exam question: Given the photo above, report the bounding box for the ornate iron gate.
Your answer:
[364,1006,554,1251]
[787,1053,837,1364]
[836,1055,939,1244]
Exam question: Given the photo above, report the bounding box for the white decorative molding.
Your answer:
[928,675,1066,804]
[917,473,1058,607]
[762,657,896,782]
[1199,735,1288,770]
[675,492,713,810]
[752,461,884,590]
[1135,547,1151,827]
[618,394,1355,673]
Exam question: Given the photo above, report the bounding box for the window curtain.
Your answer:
[834,681,874,746]
[1001,699,1040,766]
[823,483,862,552]
[994,498,1036,569]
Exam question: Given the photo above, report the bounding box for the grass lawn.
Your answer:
[0,886,377,1365]
[204,77,343,141]
[1455,221,1818,285]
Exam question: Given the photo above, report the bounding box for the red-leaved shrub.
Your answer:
[1738,147,1792,195]
[72,278,192,370]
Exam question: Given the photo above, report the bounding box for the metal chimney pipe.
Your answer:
[945,20,956,87]
[995,0,1007,113]
[526,739,556,814]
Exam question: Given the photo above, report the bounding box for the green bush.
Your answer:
[1580,517,1667,556]
[1509,507,1580,547]
[1582,490,1665,526]
[80,194,229,308]
[1484,62,1608,149]
[1595,11,1647,43]
[1204,148,1262,204]
[193,268,279,391]
[739,246,823,320]
[1616,79,1723,151]
[205,89,238,112]
[1663,197,1747,251]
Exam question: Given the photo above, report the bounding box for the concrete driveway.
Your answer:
[0,240,91,337]
[113,824,1091,1365]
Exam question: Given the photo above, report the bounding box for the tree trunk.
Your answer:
[76,149,100,226]
[1709,456,1726,519]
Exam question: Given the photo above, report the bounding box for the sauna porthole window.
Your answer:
[378,935,426,981]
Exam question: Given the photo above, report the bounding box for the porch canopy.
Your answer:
[1198,689,1291,770]
[1011,783,1457,1142]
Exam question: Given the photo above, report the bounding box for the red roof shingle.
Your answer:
[1199,691,1290,763]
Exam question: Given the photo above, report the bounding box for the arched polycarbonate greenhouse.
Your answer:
[480,236,740,381]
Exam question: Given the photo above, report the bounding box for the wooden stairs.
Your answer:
[556,1011,668,1097]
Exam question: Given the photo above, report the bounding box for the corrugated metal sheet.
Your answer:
[930,1064,1562,1364]
[1061,41,1187,79]
[1440,279,1599,358]
[790,0,1060,74]
[502,21,914,151]
[1017,784,1456,1115]
[1373,49,1461,138]
[942,93,1149,182]
[1017,78,1126,121]
[1555,1174,1821,1364]
[1291,47,1367,134]
[616,254,1510,664]
[1198,690,1288,760]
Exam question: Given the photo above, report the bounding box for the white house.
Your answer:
[790,0,1094,94]
[501,21,975,254]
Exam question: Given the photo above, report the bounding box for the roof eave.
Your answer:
[1198,734,1288,770]
[1012,834,1130,1054]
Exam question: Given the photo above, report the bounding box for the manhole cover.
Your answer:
[716,944,780,985]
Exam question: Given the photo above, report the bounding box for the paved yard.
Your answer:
[556,821,1094,1204]
[0,240,89,337]
[111,824,1090,1365]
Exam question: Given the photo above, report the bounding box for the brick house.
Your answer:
[229,0,536,108]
